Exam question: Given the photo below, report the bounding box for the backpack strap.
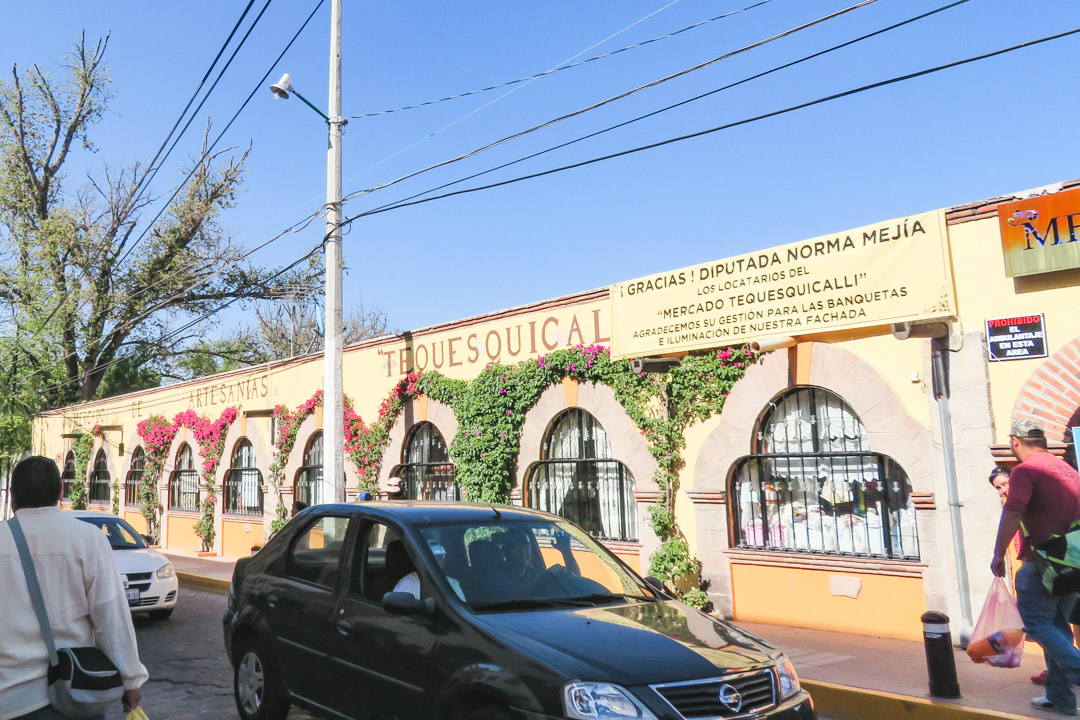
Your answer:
[7,517,59,666]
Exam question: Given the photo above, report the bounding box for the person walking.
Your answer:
[0,456,148,720]
[992,420,1080,715]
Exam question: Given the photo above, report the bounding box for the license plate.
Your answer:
[126,588,140,604]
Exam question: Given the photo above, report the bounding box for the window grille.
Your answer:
[731,387,919,560]
[125,448,145,506]
[61,452,75,500]
[225,439,264,517]
[295,432,323,507]
[393,422,460,501]
[169,444,200,512]
[525,409,637,542]
[89,450,110,505]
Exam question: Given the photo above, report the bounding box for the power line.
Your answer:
[353,0,973,219]
[20,0,327,351]
[347,0,775,119]
[116,0,278,268]
[339,0,880,207]
[341,26,1080,225]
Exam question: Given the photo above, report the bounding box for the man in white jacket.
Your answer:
[1,456,148,720]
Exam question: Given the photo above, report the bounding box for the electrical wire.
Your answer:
[340,26,1080,225]
[116,0,278,268]
[30,242,324,406]
[339,0,880,206]
[352,0,973,219]
[19,0,327,351]
[348,0,775,119]
[335,0,686,200]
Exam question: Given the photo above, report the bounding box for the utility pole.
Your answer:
[323,0,345,504]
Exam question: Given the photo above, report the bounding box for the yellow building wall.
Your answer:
[947,214,1080,442]
[123,510,147,535]
[730,563,926,641]
[166,514,201,552]
[222,518,262,559]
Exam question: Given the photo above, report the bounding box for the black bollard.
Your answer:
[921,611,961,698]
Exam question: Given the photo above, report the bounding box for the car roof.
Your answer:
[307,501,560,526]
[69,511,124,520]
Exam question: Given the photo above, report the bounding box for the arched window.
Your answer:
[61,451,75,500]
[225,438,264,516]
[169,444,200,512]
[89,449,110,505]
[729,386,919,559]
[295,432,323,507]
[525,408,637,542]
[392,422,460,501]
[125,447,145,507]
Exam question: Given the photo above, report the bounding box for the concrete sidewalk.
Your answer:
[170,553,1055,720]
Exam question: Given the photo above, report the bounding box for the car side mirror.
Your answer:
[142,535,154,545]
[382,591,435,616]
[644,576,671,598]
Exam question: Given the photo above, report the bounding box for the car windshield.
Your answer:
[418,519,655,609]
[76,516,148,550]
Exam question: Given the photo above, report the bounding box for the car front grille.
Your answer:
[126,572,153,581]
[652,668,776,719]
[131,596,160,608]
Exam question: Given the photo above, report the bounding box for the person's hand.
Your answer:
[991,555,1007,577]
[554,531,571,552]
[122,688,141,711]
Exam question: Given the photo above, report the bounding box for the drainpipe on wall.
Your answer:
[931,334,974,644]
[894,321,975,644]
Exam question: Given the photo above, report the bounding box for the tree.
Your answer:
[0,33,315,427]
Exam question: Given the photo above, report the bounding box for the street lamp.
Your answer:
[269,0,346,505]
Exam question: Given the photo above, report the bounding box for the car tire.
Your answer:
[234,638,290,720]
[148,608,174,621]
[467,705,513,720]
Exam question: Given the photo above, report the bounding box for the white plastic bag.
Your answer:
[967,577,1025,668]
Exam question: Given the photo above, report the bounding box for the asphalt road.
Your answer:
[105,588,315,720]
[110,588,840,720]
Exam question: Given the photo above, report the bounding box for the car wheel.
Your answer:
[148,608,174,621]
[234,639,290,720]
[467,705,513,720]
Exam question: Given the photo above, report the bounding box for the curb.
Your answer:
[804,679,1039,720]
[177,572,230,595]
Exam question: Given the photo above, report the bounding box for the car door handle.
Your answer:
[336,619,353,636]
[267,593,279,609]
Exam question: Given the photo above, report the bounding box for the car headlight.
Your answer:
[775,654,801,700]
[563,682,657,720]
[156,563,175,579]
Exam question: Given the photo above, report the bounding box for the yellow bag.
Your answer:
[126,707,150,720]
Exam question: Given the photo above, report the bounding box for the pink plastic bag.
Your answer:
[967,577,1025,668]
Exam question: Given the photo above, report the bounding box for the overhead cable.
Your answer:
[341,26,1080,224]
[355,0,973,218]
[340,0,880,206]
[348,0,775,119]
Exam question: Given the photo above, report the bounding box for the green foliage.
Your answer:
[70,432,95,510]
[680,588,709,610]
[94,357,162,400]
[348,344,759,607]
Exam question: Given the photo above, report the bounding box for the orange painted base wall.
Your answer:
[166,514,201,552]
[223,518,264,559]
[123,510,147,535]
[730,563,926,641]
[614,552,640,575]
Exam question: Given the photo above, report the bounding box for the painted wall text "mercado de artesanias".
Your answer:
[33,179,1080,642]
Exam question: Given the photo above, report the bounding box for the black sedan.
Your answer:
[223,502,815,720]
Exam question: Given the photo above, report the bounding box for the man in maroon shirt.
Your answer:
[993,419,1080,715]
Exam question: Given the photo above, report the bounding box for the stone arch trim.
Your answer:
[88,439,118,506]
[692,343,934,495]
[515,381,659,495]
[217,422,271,487]
[377,397,459,488]
[285,415,323,491]
[1011,338,1080,443]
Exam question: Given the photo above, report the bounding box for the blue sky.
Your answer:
[2,0,1078,335]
